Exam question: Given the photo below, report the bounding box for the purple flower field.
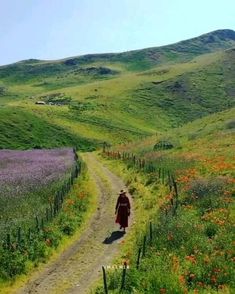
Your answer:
[0,148,76,235]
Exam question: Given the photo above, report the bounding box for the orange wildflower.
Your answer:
[211,275,217,284]
[185,255,196,264]
[78,191,85,199]
[165,192,173,201]
[67,199,75,205]
[179,275,186,285]
[197,281,205,287]
[227,177,235,184]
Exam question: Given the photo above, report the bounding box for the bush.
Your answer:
[0,248,27,279]
[225,119,235,129]
[205,223,217,238]
[154,140,174,150]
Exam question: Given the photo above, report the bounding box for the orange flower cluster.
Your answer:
[201,208,229,226]
[223,190,232,196]
[176,175,191,184]
[165,192,173,201]
[210,275,217,284]
[78,191,86,199]
[226,177,235,184]
[212,161,234,172]
[179,275,186,285]
[176,168,198,184]
[196,281,205,288]
[201,156,235,174]
[185,255,196,264]
[67,199,75,206]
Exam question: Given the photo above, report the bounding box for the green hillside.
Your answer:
[0,29,235,149]
[98,107,235,293]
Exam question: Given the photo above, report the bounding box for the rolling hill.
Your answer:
[0,29,234,149]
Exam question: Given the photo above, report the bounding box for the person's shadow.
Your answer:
[103,231,125,244]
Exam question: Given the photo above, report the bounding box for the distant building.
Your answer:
[35,101,46,105]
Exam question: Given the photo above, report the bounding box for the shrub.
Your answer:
[204,223,217,238]
[186,177,226,212]
[225,119,235,129]
[0,248,27,279]
[154,140,174,150]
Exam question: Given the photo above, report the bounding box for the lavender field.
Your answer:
[0,148,76,236]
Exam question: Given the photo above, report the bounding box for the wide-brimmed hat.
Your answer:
[120,189,126,195]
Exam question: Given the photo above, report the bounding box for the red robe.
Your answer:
[115,195,130,228]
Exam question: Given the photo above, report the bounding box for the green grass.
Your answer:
[0,30,234,149]
[97,107,235,293]
[0,29,235,292]
[0,107,98,150]
[0,164,96,285]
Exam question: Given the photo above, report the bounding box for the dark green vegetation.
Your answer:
[0,29,235,149]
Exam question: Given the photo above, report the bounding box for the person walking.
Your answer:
[115,190,131,232]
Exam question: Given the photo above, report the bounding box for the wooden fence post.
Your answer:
[150,222,153,243]
[120,262,127,290]
[41,218,44,230]
[46,208,49,222]
[6,233,11,249]
[162,168,165,184]
[17,227,21,246]
[102,266,108,294]
[142,235,146,257]
[28,228,31,242]
[136,247,142,269]
[36,216,40,232]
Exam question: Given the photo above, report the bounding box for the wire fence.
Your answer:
[101,149,181,292]
[0,148,81,250]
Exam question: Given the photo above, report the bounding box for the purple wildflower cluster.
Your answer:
[0,148,76,235]
[0,148,75,198]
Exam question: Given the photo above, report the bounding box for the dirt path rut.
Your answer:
[15,153,133,294]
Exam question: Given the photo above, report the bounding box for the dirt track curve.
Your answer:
[14,152,133,294]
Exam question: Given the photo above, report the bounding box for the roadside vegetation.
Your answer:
[0,150,96,288]
[95,109,235,293]
[0,29,234,293]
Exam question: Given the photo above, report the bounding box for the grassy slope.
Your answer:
[0,30,235,149]
[98,108,235,293]
[0,107,98,150]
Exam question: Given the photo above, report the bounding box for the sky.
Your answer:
[0,0,235,65]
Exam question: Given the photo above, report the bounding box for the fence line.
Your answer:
[101,149,181,291]
[1,148,81,250]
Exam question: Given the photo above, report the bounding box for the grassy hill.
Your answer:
[0,28,235,292]
[97,107,235,293]
[0,29,235,149]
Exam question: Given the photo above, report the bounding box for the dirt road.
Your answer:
[15,153,133,294]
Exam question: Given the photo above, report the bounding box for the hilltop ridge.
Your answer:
[1,29,235,69]
[0,29,234,150]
